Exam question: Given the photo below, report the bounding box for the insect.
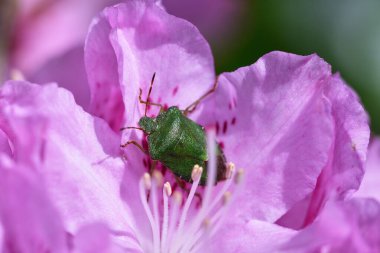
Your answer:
[121,74,227,185]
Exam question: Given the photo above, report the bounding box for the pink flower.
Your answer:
[0,0,370,251]
[86,0,369,230]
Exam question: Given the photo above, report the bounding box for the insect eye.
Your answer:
[138,116,157,134]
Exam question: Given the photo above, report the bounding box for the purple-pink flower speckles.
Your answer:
[172,86,179,96]
[0,0,377,252]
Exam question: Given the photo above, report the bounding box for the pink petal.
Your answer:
[302,74,370,225]
[85,1,215,132]
[84,12,124,132]
[0,157,68,253]
[0,81,134,237]
[29,46,90,110]
[197,52,335,222]
[0,129,12,157]
[9,0,122,111]
[0,98,48,166]
[283,198,380,252]
[73,223,111,253]
[73,222,140,253]
[0,222,3,249]
[10,0,119,75]
[209,219,296,253]
[354,137,380,201]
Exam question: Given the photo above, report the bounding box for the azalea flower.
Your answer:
[86,0,369,230]
[0,0,370,252]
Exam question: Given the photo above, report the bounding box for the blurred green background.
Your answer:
[204,0,380,134]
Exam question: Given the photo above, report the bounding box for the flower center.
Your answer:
[137,161,244,253]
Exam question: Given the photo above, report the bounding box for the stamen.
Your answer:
[225,162,235,179]
[183,165,236,243]
[143,172,151,190]
[10,69,25,81]
[161,182,171,252]
[173,191,183,205]
[182,218,212,253]
[235,169,245,184]
[206,168,236,214]
[185,191,233,252]
[210,193,234,225]
[173,131,218,251]
[210,170,245,238]
[177,165,203,233]
[165,191,182,252]
[203,218,211,228]
[134,130,245,253]
[222,191,232,205]
[138,174,158,252]
[182,218,212,252]
[180,167,244,252]
[191,164,202,181]
[151,174,161,252]
[203,130,217,206]
[164,182,172,197]
[153,170,164,187]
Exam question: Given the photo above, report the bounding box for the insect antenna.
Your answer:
[138,73,164,114]
[145,72,156,116]
[183,76,219,116]
[120,140,148,154]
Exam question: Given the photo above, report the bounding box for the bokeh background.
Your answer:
[1,0,379,133]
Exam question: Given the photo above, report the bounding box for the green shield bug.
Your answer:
[121,74,228,185]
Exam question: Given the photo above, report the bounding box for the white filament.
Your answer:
[136,131,244,253]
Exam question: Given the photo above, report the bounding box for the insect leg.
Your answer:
[119,126,144,131]
[138,88,165,114]
[183,76,219,116]
[139,73,167,115]
[175,177,203,205]
[120,140,148,154]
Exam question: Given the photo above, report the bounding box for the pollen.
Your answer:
[143,173,152,190]
[153,169,164,186]
[226,162,235,179]
[136,162,245,253]
[164,182,172,197]
[222,191,232,205]
[133,131,245,252]
[191,164,203,181]
[10,69,25,81]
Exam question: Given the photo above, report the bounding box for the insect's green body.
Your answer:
[139,106,226,184]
